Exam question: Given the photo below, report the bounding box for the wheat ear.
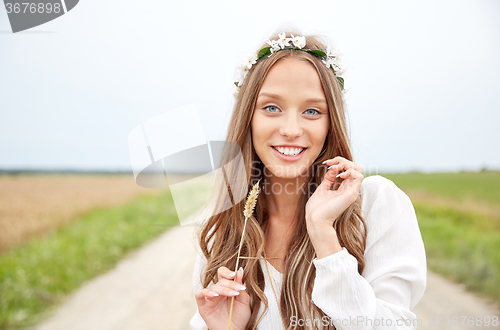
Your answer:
[227,179,261,330]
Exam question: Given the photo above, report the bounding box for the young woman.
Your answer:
[190,31,426,330]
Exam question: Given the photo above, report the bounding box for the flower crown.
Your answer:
[233,33,345,98]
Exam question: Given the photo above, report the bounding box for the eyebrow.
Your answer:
[258,92,327,104]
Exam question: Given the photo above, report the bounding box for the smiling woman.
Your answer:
[190,31,426,330]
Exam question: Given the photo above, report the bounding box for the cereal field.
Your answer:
[0,174,163,252]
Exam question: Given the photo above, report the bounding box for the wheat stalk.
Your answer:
[227,179,261,330]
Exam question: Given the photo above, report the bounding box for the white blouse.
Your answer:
[190,175,427,329]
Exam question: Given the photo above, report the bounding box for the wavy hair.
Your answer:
[197,31,367,330]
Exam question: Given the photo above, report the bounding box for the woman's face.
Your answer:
[251,57,330,181]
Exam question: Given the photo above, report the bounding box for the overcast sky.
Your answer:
[1,0,499,173]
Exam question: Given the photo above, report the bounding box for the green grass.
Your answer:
[0,191,179,330]
[414,202,500,301]
[382,171,500,206]
[383,172,500,304]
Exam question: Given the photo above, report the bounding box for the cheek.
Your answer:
[251,113,271,145]
[250,116,264,157]
[310,121,330,148]
[250,117,259,145]
[320,127,329,145]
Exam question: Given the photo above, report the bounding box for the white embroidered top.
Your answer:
[190,175,427,329]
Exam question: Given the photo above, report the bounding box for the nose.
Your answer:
[279,111,303,139]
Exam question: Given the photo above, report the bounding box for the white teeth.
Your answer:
[274,146,304,156]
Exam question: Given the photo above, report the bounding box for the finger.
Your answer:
[337,168,364,180]
[216,278,247,292]
[208,283,242,297]
[217,266,236,282]
[322,156,347,165]
[325,157,363,173]
[337,169,363,194]
[317,167,338,192]
[319,161,348,192]
[235,267,244,285]
[328,161,362,174]
[195,288,220,302]
[234,267,250,304]
[323,156,352,169]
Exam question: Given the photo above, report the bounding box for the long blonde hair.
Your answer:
[197,32,367,330]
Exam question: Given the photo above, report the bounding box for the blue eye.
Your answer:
[305,109,320,115]
[264,105,279,113]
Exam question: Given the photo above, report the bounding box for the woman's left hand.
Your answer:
[305,156,364,230]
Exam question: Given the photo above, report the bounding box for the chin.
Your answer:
[265,163,311,180]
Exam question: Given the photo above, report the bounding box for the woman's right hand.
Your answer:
[195,266,250,330]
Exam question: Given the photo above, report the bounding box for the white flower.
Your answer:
[233,87,240,98]
[323,55,345,77]
[267,39,281,53]
[326,47,338,59]
[238,76,245,86]
[236,62,244,73]
[234,76,244,88]
[326,57,337,68]
[326,47,334,57]
[291,35,306,49]
[323,54,337,67]
[334,65,346,76]
[334,58,345,76]
[237,61,250,77]
[234,67,246,87]
[326,47,344,64]
[277,32,292,49]
[233,51,260,89]
[323,46,345,76]
[243,52,258,70]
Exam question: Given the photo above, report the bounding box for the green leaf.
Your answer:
[257,47,272,60]
[337,76,345,90]
[306,49,327,59]
[234,82,239,87]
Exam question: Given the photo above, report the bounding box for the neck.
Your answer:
[263,174,308,223]
[262,175,309,268]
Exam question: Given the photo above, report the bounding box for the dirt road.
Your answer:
[33,225,499,330]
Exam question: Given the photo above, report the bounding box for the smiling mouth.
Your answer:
[272,146,307,157]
